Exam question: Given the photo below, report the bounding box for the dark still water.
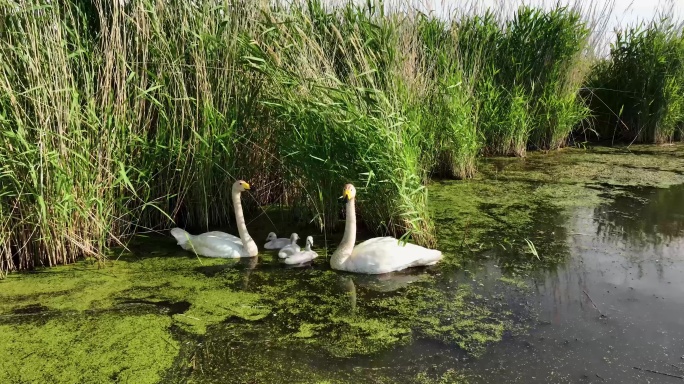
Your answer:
[460,184,684,383]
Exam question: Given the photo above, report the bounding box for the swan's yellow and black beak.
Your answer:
[241,181,251,190]
[342,189,352,201]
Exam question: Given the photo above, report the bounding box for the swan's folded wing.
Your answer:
[193,233,249,258]
[350,237,442,274]
[284,251,318,265]
[265,238,291,249]
[202,231,242,245]
[278,244,301,258]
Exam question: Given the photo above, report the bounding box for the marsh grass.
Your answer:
[585,14,684,143]
[478,6,592,156]
[0,0,440,272]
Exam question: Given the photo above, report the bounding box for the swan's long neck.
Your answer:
[233,189,258,256]
[331,198,355,269]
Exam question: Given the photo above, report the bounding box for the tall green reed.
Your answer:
[244,1,436,244]
[585,16,684,143]
[478,6,591,156]
[0,0,656,274]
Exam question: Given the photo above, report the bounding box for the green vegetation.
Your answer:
[0,0,683,276]
[0,314,178,384]
[585,15,684,143]
[0,252,526,383]
[431,143,684,274]
[0,0,614,274]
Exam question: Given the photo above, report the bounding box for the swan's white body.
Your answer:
[170,180,258,258]
[278,233,301,258]
[170,228,253,258]
[264,232,291,249]
[284,236,318,265]
[331,184,443,274]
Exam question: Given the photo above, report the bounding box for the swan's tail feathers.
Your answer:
[417,249,443,267]
[170,228,193,250]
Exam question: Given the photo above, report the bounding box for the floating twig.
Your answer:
[460,218,471,248]
[161,336,179,350]
[582,289,605,318]
[595,373,605,381]
[633,366,684,380]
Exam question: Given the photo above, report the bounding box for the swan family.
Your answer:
[170,180,443,274]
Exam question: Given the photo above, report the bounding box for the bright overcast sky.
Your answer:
[408,0,684,30]
[357,0,684,53]
[606,0,684,28]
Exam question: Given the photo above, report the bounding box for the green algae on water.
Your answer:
[172,289,269,334]
[209,268,521,361]
[498,275,529,289]
[0,254,271,383]
[429,144,684,275]
[0,313,178,384]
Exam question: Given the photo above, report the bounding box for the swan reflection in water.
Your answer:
[336,270,432,311]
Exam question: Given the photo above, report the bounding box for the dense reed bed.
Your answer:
[0,0,681,273]
[584,14,684,143]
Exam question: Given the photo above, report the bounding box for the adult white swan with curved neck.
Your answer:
[170,180,259,258]
[331,183,443,274]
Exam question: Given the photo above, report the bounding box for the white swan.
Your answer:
[283,236,318,265]
[331,183,443,274]
[264,232,291,249]
[170,180,259,258]
[277,233,301,258]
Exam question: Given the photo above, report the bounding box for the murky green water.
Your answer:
[2,144,684,383]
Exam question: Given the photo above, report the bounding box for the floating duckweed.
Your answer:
[498,276,529,289]
[374,284,511,357]
[293,323,319,338]
[322,316,413,357]
[0,254,270,383]
[172,289,269,334]
[415,369,469,384]
[0,313,178,384]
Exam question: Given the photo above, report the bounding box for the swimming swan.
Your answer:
[277,233,301,258]
[264,232,292,249]
[170,180,259,258]
[284,236,318,265]
[331,183,443,274]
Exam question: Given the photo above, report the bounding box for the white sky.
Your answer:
[409,0,684,31]
[605,0,684,29]
[363,0,684,54]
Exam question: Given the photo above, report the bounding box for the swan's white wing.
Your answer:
[348,237,442,274]
[284,250,318,265]
[203,231,242,245]
[264,238,291,250]
[278,243,301,258]
[187,232,250,258]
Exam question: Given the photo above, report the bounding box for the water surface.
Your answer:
[459,183,684,383]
